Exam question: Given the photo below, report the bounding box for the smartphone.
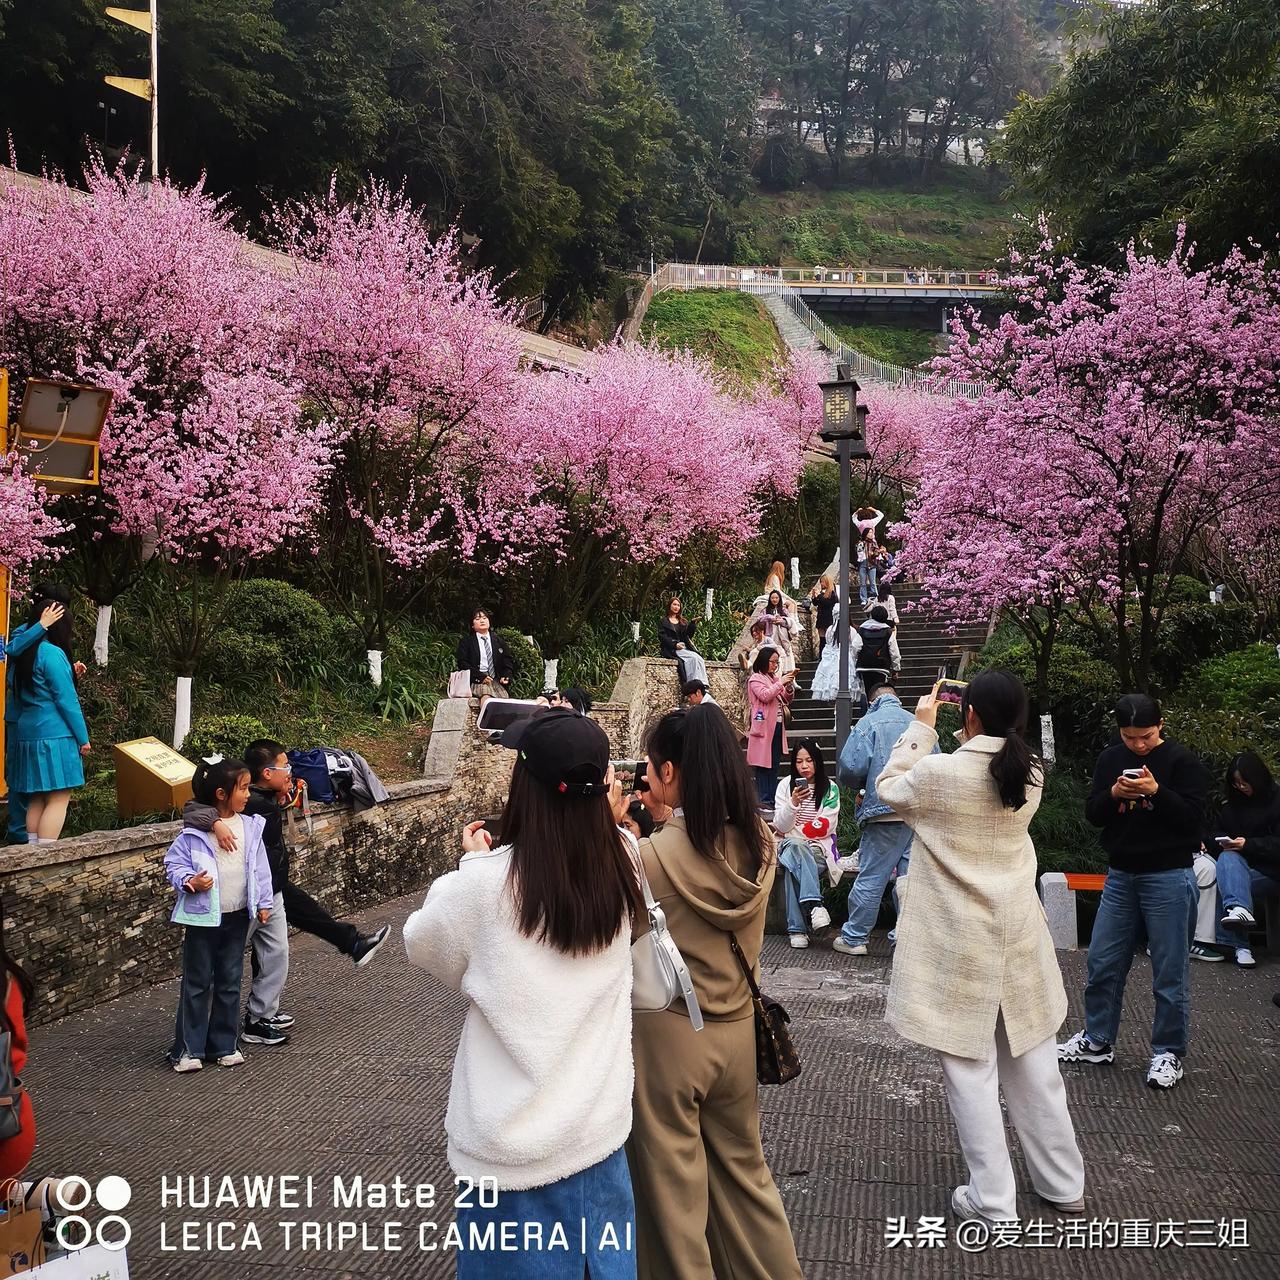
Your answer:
[475,698,544,734]
[610,759,649,794]
[933,678,968,706]
[1122,768,1146,780]
[1215,835,1235,847]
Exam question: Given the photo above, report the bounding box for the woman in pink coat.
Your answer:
[747,648,796,807]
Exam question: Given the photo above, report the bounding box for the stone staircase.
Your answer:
[787,583,991,774]
[760,293,836,377]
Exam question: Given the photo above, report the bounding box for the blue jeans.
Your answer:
[1083,867,1195,1058]
[1215,851,1280,945]
[858,561,878,605]
[169,910,251,1061]
[753,723,784,806]
[778,837,823,934]
[841,821,913,946]
[456,1146,635,1279]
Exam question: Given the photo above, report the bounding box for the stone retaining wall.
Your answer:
[1,659,711,1025]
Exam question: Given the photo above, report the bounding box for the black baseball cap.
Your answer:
[502,707,610,797]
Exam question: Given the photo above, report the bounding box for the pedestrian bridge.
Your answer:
[670,262,1001,303]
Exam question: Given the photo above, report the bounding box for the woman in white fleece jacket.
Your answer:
[403,708,643,1279]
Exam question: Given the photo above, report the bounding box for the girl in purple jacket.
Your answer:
[164,757,273,1072]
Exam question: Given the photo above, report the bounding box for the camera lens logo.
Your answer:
[55,1175,132,1252]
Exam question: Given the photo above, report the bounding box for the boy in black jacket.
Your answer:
[1058,695,1208,1090]
[184,738,389,1046]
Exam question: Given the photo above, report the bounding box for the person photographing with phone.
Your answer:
[772,739,839,948]
[1059,695,1208,1090]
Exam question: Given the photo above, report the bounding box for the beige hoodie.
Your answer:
[639,815,775,1021]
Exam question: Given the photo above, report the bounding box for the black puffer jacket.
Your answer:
[1213,788,1280,880]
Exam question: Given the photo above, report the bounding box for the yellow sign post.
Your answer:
[112,737,196,819]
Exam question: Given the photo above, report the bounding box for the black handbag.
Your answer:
[728,935,801,1086]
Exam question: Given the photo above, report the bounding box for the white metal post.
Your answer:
[149,0,159,179]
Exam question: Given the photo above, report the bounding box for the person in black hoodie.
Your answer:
[1058,695,1208,1091]
[1213,751,1280,969]
[185,738,389,1047]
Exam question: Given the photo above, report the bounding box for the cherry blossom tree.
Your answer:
[902,227,1280,693]
[277,181,530,684]
[0,457,67,587]
[0,163,329,743]
[497,342,817,659]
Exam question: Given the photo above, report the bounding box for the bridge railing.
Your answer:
[660,263,1000,290]
[632,262,986,399]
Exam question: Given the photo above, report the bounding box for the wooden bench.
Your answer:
[1041,870,1280,952]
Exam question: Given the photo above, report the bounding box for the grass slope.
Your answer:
[735,172,1010,269]
[825,320,939,368]
[641,289,783,385]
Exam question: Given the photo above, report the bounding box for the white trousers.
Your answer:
[1193,851,1217,945]
[938,1014,1085,1221]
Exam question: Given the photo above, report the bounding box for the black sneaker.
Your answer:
[352,924,390,968]
[1056,1030,1114,1064]
[264,1012,295,1029]
[242,1017,290,1046]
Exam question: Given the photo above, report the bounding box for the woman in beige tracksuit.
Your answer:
[878,669,1086,1224]
[627,703,802,1280]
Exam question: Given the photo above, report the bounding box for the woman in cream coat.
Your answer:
[877,669,1085,1224]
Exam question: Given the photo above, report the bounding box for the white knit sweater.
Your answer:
[402,844,634,1190]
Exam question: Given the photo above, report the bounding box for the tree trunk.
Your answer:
[367,649,383,687]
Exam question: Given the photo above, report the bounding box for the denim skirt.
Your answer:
[455,1145,635,1280]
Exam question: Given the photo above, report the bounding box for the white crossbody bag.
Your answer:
[625,832,704,1031]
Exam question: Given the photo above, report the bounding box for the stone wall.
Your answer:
[1,659,713,1025]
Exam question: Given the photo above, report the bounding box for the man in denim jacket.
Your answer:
[832,681,934,956]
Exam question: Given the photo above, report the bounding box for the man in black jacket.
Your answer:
[1058,695,1208,1090]
[455,609,516,701]
[185,739,389,1046]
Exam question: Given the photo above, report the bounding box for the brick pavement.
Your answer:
[26,890,1279,1279]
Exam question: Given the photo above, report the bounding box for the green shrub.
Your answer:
[1150,601,1256,692]
[204,579,340,685]
[1031,769,1106,876]
[972,641,1119,761]
[497,628,544,699]
[1162,707,1279,805]
[1178,644,1280,718]
[185,713,273,762]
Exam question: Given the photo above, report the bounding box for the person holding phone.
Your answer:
[1211,751,1280,968]
[772,739,840,948]
[1059,695,1208,1090]
[873,671,1085,1224]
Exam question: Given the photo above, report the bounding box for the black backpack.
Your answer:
[856,623,892,669]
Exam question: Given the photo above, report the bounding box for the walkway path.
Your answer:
[28,890,1278,1278]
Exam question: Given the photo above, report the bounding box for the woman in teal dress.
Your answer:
[6,587,90,844]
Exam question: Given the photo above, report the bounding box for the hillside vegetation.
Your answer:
[824,320,940,368]
[734,173,1012,269]
[641,290,784,385]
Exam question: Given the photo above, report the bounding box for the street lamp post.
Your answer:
[818,366,870,757]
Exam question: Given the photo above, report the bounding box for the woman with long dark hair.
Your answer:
[1213,750,1280,968]
[659,596,709,688]
[754,588,798,674]
[404,708,643,1279]
[6,585,89,843]
[627,703,801,1280]
[877,669,1085,1224]
[772,738,839,948]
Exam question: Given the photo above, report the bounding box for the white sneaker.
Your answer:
[810,905,832,930]
[824,852,844,886]
[1220,905,1256,929]
[789,933,809,949]
[839,850,860,874]
[832,937,867,956]
[171,1055,203,1074]
[1146,1051,1183,1089]
[1236,948,1257,968]
[217,1050,245,1068]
